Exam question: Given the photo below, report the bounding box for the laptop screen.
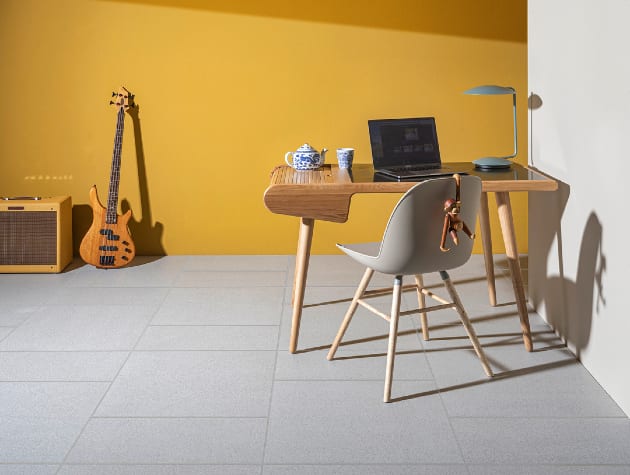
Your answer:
[368,117,441,168]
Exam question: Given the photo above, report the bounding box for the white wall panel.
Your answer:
[529,0,630,416]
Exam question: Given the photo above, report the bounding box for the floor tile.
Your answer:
[136,325,279,350]
[0,328,13,341]
[467,465,630,475]
[275,347,433,381]
[419,308,558,352]
[424,337,578,386]
[0,465,59,474]
[264,380,463,464]
[0,285,58,306]
[57,464,261,474]
[0,351,128,381]
[174,254,290,272]
[95,351,275,417]
[0,306,155,351]
[0,272,74,286]
[0,305,40,327]
[0,417,87,464]
[0,382,108,463]
[64,260,179,288]
[65,418,266,464]
[442,363,624,418]
[153,287,285,325]
[452,417,630,464]
[48,287,167,307]
[174,270,286,287]
[263,465,469,475]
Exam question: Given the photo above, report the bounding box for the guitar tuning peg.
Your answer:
[109,100,115,105]
[111,92,117,97]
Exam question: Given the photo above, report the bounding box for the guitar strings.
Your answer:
[100,105,125,266]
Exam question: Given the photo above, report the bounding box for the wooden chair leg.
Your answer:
[414,274,428,340]
[440,271,494,378]
[384,275,403,403]
[327,267,374,360]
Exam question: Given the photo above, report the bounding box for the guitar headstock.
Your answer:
[109,86,135,111]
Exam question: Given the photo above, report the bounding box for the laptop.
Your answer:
[368,117,465,180]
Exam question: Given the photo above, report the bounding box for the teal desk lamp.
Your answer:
[464,85,517,170]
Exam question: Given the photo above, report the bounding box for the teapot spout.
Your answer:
[319,148,328,166]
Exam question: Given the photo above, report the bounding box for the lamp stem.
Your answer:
[509,93,518,158]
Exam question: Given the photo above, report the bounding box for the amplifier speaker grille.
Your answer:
[0,196,73,273]
[0,211,58,265]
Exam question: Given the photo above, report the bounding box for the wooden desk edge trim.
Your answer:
[265,179,557,194]
[481,180,558,192]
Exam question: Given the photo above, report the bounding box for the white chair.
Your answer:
[327,175,493,402]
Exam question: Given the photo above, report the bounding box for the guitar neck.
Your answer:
[106,106,125,224]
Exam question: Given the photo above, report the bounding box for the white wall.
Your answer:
[528,0,630,416]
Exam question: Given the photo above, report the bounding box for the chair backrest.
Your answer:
[375,175,482,275]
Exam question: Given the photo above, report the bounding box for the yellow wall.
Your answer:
[0,0,527,255]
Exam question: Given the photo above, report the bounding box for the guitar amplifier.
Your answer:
[0,196,73,273]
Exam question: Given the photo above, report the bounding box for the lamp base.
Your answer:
[473,157,512,170]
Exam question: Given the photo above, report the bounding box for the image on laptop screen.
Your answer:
[369,117,441,169]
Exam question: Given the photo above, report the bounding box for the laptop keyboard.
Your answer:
[387,164,439,172]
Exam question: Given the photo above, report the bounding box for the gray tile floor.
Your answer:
[1,254,629,475]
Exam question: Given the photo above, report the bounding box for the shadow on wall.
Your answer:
[72,204,93,257]
[529,180,607,359]
[124,105,165,256]
[101,0,526,42]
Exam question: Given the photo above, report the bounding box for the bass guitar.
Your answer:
[80,86,136,268]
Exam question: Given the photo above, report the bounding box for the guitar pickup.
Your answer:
[99,255,115,266]
[99,229,120,240]
[99,245,118,251]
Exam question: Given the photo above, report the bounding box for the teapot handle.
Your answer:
[285,151,294,167]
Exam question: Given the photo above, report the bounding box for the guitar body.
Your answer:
[80,185,135,268]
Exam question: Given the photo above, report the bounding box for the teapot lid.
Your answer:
[297,143,317,152]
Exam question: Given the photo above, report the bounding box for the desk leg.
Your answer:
[479,192,497,306]
[495,192,533,352]
[290,217,314,354]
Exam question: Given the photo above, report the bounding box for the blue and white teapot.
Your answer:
[285,143,327,170]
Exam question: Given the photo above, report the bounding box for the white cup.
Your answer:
[336,148,354,169]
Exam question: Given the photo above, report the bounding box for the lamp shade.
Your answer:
[464,84,517,170]
[464,85,516,95]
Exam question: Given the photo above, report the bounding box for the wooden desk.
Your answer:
[264,162,557,353]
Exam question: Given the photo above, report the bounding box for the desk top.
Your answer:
[264,162,557,222]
